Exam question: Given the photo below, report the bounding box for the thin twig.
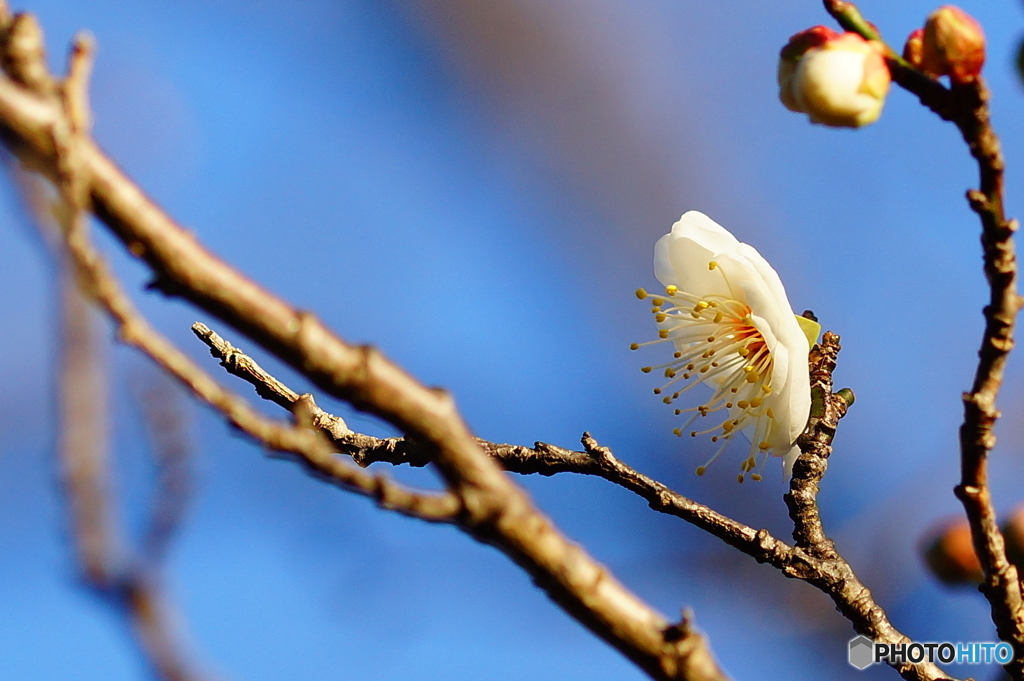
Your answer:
[823,2,1024,675]
[193,323,955,681]
[136,373,194,563]
[58,256,116,586]
[59,269,209,681]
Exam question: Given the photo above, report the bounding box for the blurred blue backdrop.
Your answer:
[2,0,1024,679]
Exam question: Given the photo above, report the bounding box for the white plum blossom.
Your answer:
[633,211,817,481]
[778,27,890,128]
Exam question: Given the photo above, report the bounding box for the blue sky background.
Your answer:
[2,1,1024,679]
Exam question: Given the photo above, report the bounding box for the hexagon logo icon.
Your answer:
[848,635,874,670]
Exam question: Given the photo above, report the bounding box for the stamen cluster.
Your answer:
[635,211,815,481]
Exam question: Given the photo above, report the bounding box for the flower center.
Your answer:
[633,282,779,482]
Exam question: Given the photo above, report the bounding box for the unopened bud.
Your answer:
[920,5,985,84]
[1001,505,1024,569]
[903,28,925,69]
[778,28,890,128]
[922,518,982,586]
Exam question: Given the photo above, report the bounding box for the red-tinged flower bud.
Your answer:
[778,26,839,113]
[778,28,890,128]
[903,28,925,68]
[920,5,985,84]
[922,518,982,586]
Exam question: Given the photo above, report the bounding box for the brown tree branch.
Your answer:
[0,9,730,680]
[60,199,462,524]
[135,373,195,564]
[194,322,955,681]
[823,2,1024,675]
[45,31,216,680]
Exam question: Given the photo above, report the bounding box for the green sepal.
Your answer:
[795,315,821,349]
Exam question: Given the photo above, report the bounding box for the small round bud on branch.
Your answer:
[920,5,985,84]
[1000,505,1024,570]
[922,518,983,585]
[778,27,890,128]
[903,28,925,68]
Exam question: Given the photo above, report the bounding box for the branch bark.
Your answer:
[194,322,956,681]
[824,2,1024,676]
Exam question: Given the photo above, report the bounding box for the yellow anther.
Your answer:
[751,474,763,482]
[663,396,672,404]
[698,406,709,416]
[629,343,639,351]
[737,474,745,483]
[713,311,723,324]
[711,361,719,367]
[738,347,750,357]
[635,288,648,300]
[759,441,771,451]
[745,372,759,383]
[762,384,772,394]
[652,297,665,306]
[690,312,701,319]
[722,421,734,433]
[658,329,669,339]
[673,392,680,399]
[672,428,681,436]
[682,373,691,379]
[750,397,762,408]
[699,365,710,373]
[766,407,775,419]
[653,388,662,395]
[737,400,749,409]
[655,313,667,322]
[706,336,716,343]
[687,363,695,371]
[708,261,718,270]
[695,301,709,311]
[665,285,678,295]
[641,366,652,373]
[696,466,707,476]
[651,306,662,314]
[664,368,676,378]
[701,351,711,359]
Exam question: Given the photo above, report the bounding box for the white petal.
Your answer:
[655,212,738,295]
[782,446,801,480]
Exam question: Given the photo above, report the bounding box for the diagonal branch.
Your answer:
[0,9,730,680]
[193,322,956,681]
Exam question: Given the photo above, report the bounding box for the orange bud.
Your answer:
[903,28,925,68]
[922,518,982,586]
[1001,505,1024,569]
[920,5,985,84]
